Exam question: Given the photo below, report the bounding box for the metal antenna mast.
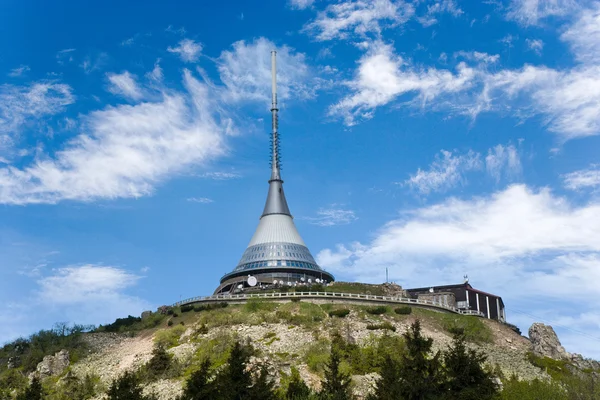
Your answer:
[270,50,281,181]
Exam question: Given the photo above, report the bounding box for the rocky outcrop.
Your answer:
[529,323,600,373]
[529,323,567,360]
[35,349,70,378]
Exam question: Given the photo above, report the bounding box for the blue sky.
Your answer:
[2,0,600,358]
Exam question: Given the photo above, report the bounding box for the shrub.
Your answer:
[167,320,173,327]
[154,325,186,348]
[194,302,229,312]
[440,315,493,344]
[146,345,172,380]
[366,306,388,315]
[366,322,396,332]
[394,306,412,315]
[181,305,194,313]
[305,340,331,373]
[196,324,209,335]
[290,298,301,303]
[244,299,276,312]
[328,309,350,318]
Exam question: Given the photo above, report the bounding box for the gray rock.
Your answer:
[36,349,70,378]
[528,323,566,360]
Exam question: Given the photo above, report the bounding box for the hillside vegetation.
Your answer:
[1,299,598,399]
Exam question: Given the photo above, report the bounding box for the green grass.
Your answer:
[411,308,493,344]
[304,339,330,373]
[154,325,186,348]
[526,352,572,380]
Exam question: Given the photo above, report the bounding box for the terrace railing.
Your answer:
[173,291,484,317]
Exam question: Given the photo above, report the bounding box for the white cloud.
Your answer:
[485,143,521,182]
[198,171,241,180]
[329,41,476,125]
[404,149,482,194]
[187,197,214,203]
[0,82,74,144]
[562,165,600,190]
[525,38,544,55]
[8,65,30,77]
[168,38,203,63]
[417,0,463,27]
[106,71,144,101]
[317,185,600,357]
[303,0,415,41]
[33,264,151,327]
[302,206,358,226]
[331,36,600,140]
[218,37,315,104]
[38,265,140,305]
[290,0,315,9]
[0,69,230,204]
[146,60,163,82]
[80,53,108,74]
[56,48,75,65]
[454,51,500,64]
[506,0,579,26]
[561,3,600,64]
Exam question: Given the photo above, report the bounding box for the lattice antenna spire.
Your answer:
[270,50,281,181]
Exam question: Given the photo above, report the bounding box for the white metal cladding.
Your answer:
[248,214,306,246]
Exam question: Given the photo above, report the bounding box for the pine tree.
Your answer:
[213,341,254,400]
[17,376,44,400]
[179,358,215,400]
[441,333,498,400]
[146,344,172,379]
[286,367,312,400]
[367,354,402,400]
[248,364,277,400]
[107,371,148,400]
[371,320,443,400]
[320,346,352,400]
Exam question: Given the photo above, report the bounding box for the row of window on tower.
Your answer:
[236,260,320,271]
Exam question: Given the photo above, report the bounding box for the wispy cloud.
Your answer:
[0,69,230,204]
[505,0,579,27]
[8,65,30,77]
[290,0,315,10]
[302,0,415,41]
[106,71,144,101]
[563,165,600,191]
[218,37,317,104]
[417,0,463,27]
[80,53,108,74]
[168,38,203,63]
[525,38,544,55]
[485,143,521,182]
[198,171,241,180]
[302,205,358,226]
[404,149,482,194]
[0,81,74,142]
[56,48,75,65]
[187,197,214,203]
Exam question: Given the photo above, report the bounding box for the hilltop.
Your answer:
[1,283,598,399]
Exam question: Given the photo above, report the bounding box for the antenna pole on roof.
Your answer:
[270,50,281,181]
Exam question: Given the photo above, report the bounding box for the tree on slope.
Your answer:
[320,346,353,400]
[107,371,156,400]
[441,333,498,400]
[16,376,44,400]
[286,367,313,400]
[370,320,443,400]
[179,358,214,400]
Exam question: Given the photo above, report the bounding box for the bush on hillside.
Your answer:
[366,322,396,332]
[366,306,388,315]
[180,305,194,313]
[328,309,350,318]
[394,306,412,315]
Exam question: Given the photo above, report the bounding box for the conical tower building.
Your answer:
[215,51,334,294]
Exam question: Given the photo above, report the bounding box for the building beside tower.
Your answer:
[214,51,334,294]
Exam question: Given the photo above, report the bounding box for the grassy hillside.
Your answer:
[1,300,598,399]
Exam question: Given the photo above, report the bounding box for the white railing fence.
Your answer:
[172,291,484,317]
